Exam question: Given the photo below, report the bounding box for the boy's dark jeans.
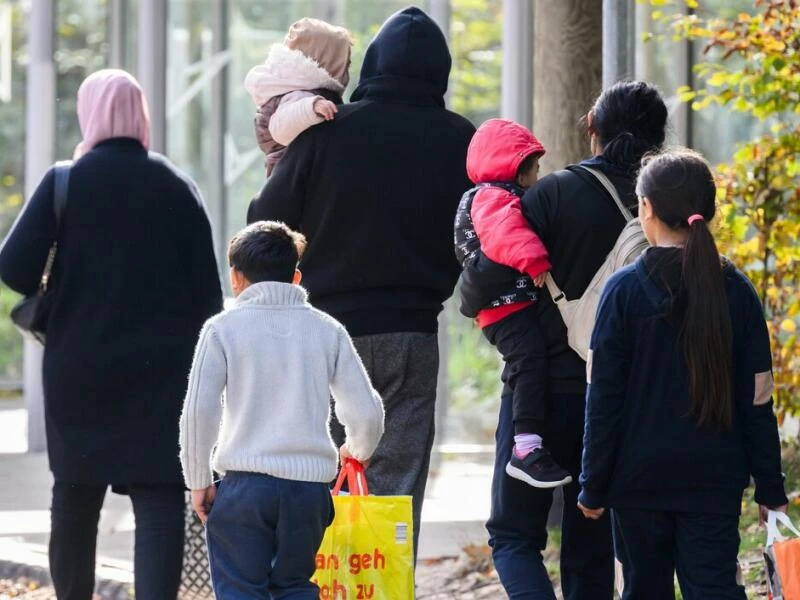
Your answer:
[49,481,184,600]
[483,304,548,436]
[613,508,745,600]
[206,471,334,600]
[487,389,615,599]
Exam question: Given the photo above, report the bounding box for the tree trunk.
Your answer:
[532,0,603,175]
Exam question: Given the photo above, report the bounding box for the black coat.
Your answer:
[247,7,475,337]
[0,138,223,486]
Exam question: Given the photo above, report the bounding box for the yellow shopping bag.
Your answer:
[313,459,415,599]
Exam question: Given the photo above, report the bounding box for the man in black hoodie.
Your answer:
[248,6,475,555]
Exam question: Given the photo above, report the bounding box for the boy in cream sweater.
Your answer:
[179,220,384,599]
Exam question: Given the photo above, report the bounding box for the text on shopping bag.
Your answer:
[314,547,394,598]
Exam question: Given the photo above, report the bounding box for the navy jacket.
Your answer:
[247,7,475,337]
[579,247,787,514]
[0,138,223,486]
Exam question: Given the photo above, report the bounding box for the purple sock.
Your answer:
[513,434,543,458]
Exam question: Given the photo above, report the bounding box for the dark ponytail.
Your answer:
[636,150,733,430]
[591,81,668,173]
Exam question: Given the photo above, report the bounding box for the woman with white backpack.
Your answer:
[460,80,669,599]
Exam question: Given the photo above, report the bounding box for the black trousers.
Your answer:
[483,304,548,436]
[613,508,746,600]
[487,390,615,599]
[49,481,185,600]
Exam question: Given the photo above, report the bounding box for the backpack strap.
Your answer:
[574,165,633,222]
[544,272,566,304]
[545,165,630,305]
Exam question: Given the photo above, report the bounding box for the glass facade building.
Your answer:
[0,0,762,450]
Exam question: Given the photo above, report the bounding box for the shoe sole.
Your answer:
[505,463,573,489]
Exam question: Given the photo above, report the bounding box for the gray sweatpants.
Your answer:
[330,331,439,559]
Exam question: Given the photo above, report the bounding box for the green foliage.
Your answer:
[0,285,22,380]
[449,0,502,122]
[444,0,504,423]
[446,303,501,415]
[647,0,800,411]
[0,3,27,241]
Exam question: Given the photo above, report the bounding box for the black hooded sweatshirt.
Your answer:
[248,7,475,336]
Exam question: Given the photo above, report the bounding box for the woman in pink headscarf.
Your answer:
[0,69,223,599]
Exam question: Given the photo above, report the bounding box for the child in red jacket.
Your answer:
[454,118,571,488]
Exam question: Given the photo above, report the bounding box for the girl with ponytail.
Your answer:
[578,149,787,598]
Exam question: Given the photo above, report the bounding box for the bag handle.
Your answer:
[766,509,800,547]
[332,458,369,496]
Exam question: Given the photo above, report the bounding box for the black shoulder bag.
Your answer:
[10,161,71,344]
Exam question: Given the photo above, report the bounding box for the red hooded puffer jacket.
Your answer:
[467,119,550,282]
[466,119,550,326]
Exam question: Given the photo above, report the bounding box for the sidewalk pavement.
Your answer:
[0,400,494,585]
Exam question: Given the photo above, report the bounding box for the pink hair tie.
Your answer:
[687,214,705,225]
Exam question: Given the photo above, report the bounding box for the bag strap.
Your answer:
[53,160,71,229]
[39,161,71,291]
[575,165,633,222]
[767,509,800,547]
[332,458,369,496]
[544,273,566,305]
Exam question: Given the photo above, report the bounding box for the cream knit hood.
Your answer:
[245,18,353,107]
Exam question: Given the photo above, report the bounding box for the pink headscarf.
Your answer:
[74,69,151,159]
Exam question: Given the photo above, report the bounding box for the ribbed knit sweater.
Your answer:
[179,281,384,490]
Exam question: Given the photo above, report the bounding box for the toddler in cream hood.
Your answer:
[245,18,353,176]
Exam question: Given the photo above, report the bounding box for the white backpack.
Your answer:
[545,166,649,361]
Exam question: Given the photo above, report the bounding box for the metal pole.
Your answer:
[684,6,695,148]
[428,0,450,35]
[634,0,655,81]
[502,0,533,128]
[24,0,56,453]
[602,0,635,88]
[427,0,451,455]
[109,0,127,68]
[208,0,228,272]
[428,0,451,107]
[138,0,167,152]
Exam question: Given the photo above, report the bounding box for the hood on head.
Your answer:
[244,44,345,107]
[76,68,150,158]
[284,18,353,88]
[467,119,546,184]
[352,6,451,100]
